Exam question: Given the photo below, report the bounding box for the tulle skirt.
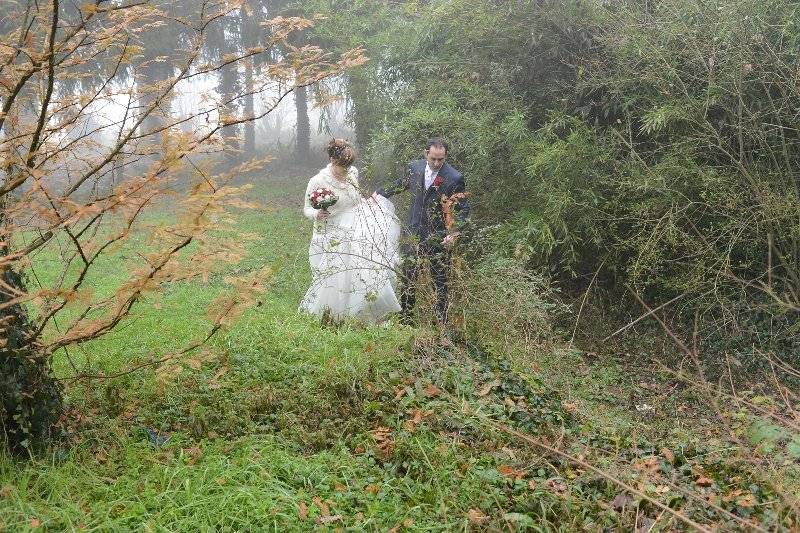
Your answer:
[299,195,402,323]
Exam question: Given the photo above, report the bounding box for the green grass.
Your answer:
[2,175,798,532]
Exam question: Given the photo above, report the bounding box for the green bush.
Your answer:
[1,269,62,456]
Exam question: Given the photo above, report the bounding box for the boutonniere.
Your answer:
[432,174,444,188]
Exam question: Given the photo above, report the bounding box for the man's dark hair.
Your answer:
[426,137,449,153]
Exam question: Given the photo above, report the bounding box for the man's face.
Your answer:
[425,146,447,172]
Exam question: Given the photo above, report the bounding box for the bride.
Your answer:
[299,139,402,323]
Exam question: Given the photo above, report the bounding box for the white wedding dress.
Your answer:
[299,164,402,323]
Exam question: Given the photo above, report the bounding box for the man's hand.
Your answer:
[442,232,460,248]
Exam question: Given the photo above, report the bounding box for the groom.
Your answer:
[375,137,470,326]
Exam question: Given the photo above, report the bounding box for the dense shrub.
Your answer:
[1,270,62,455]
[309,0,800,368]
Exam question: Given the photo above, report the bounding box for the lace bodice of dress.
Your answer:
[303,164,363,223]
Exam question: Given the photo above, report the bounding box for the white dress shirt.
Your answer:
[424,164,439,189]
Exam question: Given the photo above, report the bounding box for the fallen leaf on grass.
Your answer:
[636,516,656,533]
[210,365,229,381]
[365,484,380,495]
[312,496,330,516]
[561,400,579,413]
[478,380,500,397]
[695,476,713,487]
[334,482,347,492]
[370,427,395,458]
[403,409,428,432]
[298,501,309,520]
[468,508,489,524]
[317,514,342,525]
[388,518,415,532]
[611,492,633,510]
[498,464,526,480]
[660,447,674,463]
[546,478,568,497]
[423,384,442,398]
[633,456,660,475]
[183,445,202,465]
[185,357,203,370]
[736,494,756,507]
[499,446,517,459]
[30,518,41,529]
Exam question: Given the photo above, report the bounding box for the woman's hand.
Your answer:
[316,209,330,221]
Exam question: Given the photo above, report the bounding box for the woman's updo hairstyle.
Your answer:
[327,138,356,168]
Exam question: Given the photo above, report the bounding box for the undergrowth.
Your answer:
[0,176,797,531]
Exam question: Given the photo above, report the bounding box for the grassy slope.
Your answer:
[1,175,797,532]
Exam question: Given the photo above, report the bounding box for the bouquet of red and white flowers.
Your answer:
[309,187,338,211]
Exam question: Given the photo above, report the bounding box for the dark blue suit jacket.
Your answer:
[377,159,470,244]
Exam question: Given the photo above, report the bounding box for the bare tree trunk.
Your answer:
[219,59,242,162]
[347,73,372,151]
[138,60,174,146]
[294,83,310,163]
[244,60,256,156]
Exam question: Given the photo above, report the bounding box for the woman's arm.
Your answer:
[303,176,320,220]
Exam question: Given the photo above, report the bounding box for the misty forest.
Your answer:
[1,0,799,530]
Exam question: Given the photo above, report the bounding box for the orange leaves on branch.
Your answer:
[261,16,317,43]
[0,0,364,372]
[79,3,99,16]
[338,47,369,70]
